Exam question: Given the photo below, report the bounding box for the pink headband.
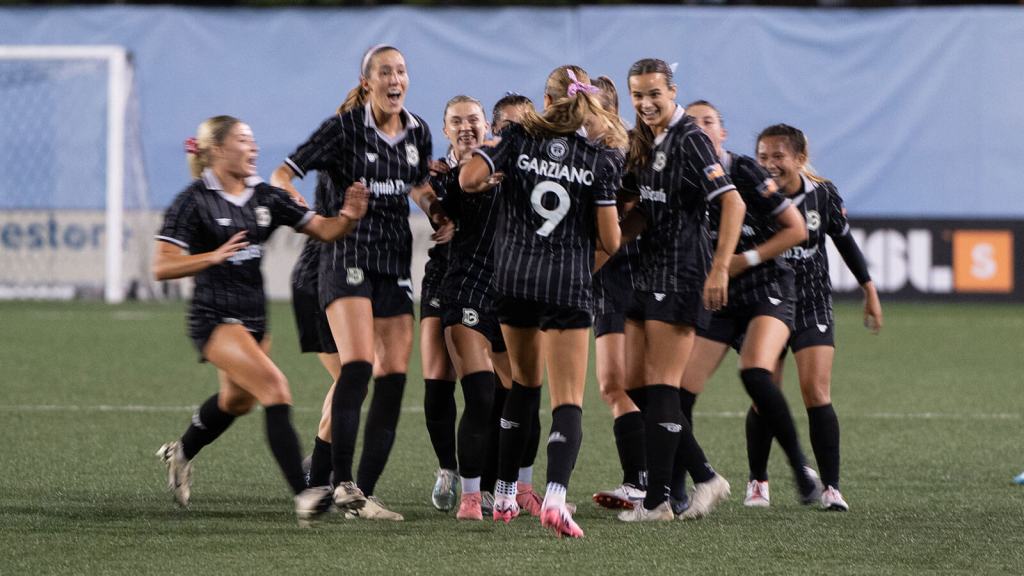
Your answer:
[566,69,599,98]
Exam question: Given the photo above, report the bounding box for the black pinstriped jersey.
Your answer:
[285,104,432,278]
[593,165,640,316]
[475,122,620,309]
[439,161,502,310]
[157,169,314,330]
[422,154,456,302]
[291,173,335,291]
[783,173,851,331]
[633,105,737,294]
[707,151,793,306]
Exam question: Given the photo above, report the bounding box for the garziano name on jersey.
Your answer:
[639,185,666,203]
[516,155,594,185]
[368,179,407,197]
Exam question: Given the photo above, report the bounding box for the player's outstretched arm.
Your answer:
[152,231,248,281]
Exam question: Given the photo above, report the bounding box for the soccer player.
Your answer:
[753,123,883,511]
[289,173,341,490]
[615,59,745,522]
[673,101,812,513]
[585,76,650,512]
[154,115,366,526]
[271,45,446,521]
[459,65,626,538]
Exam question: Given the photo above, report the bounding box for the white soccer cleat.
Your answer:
[680,474,730,520]
[295,485,335,527]
[333,481,367,512]
[743,480,770,508]
[492,495,520,524]
[156,441,192,508]
[431,468,459,512]
[592,483,646,510]
[349,495,404,521]
[617,500,674,522]
[821,486,849,512]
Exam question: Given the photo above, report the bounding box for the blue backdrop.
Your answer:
[2,5,1023,217]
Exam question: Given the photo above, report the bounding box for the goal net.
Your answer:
[0,45,157,302]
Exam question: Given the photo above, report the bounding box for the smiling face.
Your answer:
[628,72,677,133]
[442,100,488,161]
[756,135,805,194]
[213,122,258,179]
[362,49,408,117]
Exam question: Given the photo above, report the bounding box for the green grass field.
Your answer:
[1,301,1022,575]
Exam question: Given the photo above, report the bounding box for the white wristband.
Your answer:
[743,249,762,267]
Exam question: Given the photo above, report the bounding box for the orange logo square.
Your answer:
[953,230,1013,293]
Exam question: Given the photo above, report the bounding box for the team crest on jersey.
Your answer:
[806,210,821,231]
[255,206,271,227]
[703,163,725,181]
[462,308,480,327]
[652,151,667,172]
[547,138,568,162]
[346,267,364,286]
[405,143,419,166]
[366,152,378,163]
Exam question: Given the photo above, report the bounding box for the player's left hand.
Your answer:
[432,220,455,244]
[862,281,883,334]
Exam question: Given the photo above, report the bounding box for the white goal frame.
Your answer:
[0,45,129,303]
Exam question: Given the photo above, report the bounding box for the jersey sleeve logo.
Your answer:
[255,206,271,227]
[405,143,420,166]
[547,138,568,162]
[806,210,821,231]
[346,267,365,286]
[703,163,725,181]
[652,151,667,172]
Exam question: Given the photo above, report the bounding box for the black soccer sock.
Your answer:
[741,368,809,487]
[180,394,236,460]
[264,404,307,495]
[308,436,333,487]
[481,378,507,492]
[457,371,496,480]
[331,361,372,484]
[497,382,541,483]
[642,385,682,509]
[745,406,774,482]
[670,389,699,500]
[546,404,583,489]
[808,404,841,489]
[356,373,406,496]
[626,387,648,413]
[424,378,458,470]
[613,411,647,488]
[521,400,542,469]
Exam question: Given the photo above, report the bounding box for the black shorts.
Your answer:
[594,312,626,338]
[698,296,795,351]
[626,290,709,329]
[189,315,266,363]
[787,322,835,353]
[291,280,337,354]
[442,302,507,354]
[319,267,414,318]
[496,296,592,331]
[420,289,444,320]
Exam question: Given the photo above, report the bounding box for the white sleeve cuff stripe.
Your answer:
[295,211,315,230]
[155,235,188,249]
[706,184,737,201]
[285,157,306,179]
[594,200,617,206]
[771,198,792,216]
[474,149,496,175]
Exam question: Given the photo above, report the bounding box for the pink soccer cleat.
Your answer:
[492,495,520,524]
[540,505,584,539]
[456,491,483,521]
[516,482,544,517]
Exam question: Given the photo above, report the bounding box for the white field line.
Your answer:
[0,404,1019,420]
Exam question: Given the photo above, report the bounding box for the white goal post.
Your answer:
[0,45,140,303]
